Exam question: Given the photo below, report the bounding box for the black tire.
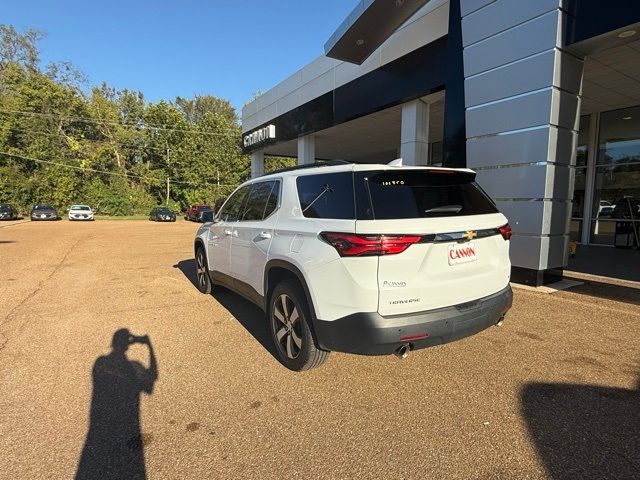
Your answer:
[195,246,212,294]
[269,280,330,371]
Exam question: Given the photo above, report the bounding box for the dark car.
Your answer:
[194,208,214,223]
[149,207,176,222]
[30,205,58,221]
[185,203,212,222]
[0,203,19,220]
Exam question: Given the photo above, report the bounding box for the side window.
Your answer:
[263,181,280,219]
[218,186,250,222]
[296,172,355,219]
[242,181,276,221]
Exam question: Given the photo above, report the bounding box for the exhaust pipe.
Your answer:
[394,344,410,359]
[496,315,505,327]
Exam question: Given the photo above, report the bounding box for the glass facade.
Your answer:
[571,106,640,247]
[570,116,590,242]
[429,141,443,166]
[590,106,640,246]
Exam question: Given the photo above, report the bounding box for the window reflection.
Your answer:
[590,106,640,246]
[597,106,640,166]
[429,142,443,167]
[571,116,590,241]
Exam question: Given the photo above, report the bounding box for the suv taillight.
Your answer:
[320,232,422,256]
[499,224,512,241]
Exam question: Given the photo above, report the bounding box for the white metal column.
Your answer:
[297,135,315,165]
[400,99,430,165]
[581,112,600,245]
[251,150,264,178]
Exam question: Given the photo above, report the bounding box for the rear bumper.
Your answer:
[315,285,512,355]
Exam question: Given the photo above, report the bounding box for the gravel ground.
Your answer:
[0,220,638,480]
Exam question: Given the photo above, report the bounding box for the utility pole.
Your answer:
[166,147,171,206]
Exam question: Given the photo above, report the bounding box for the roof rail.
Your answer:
[262,159,351,176]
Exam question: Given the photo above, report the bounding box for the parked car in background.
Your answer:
[185,203,212,222]
[194,207,214,223]
[30,205,58,221]
[149,207,176,222]
[0,203,19,220]
[193,162,513,371]
[68,205,94,221]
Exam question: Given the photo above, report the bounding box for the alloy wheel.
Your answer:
[272,294,303,359]
[196,251,207,288]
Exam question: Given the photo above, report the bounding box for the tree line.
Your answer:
[0,24,294,215]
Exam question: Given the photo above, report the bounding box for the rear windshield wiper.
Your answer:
[424,205,462,214]
[302,184,334,214]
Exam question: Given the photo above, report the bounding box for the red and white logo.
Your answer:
[448,242,477,265]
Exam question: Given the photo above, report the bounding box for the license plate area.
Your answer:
[448,242,477,265]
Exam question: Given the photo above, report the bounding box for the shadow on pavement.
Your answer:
[568,245,640,283]
[521,374,640,479]
[562,276,640,306]
[173,259,278,360]
[76,329,158,480]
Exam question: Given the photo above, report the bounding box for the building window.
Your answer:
[570,115,591,242]
[590,106,640,246]
[429,142,443,166]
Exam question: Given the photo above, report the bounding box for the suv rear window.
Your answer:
[295,169,498,220]
[296,172,355,219]
[357,170,498,219]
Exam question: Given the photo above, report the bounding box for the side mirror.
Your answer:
[201,210,215,223]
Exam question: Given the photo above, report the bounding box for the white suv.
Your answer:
[194,162,512,371]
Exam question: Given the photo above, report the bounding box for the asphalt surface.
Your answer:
[0,219,638,480]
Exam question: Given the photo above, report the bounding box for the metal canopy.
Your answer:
[324,0,430,65]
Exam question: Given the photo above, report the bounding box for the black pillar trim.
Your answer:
[243,37,448,155]
[442,0,467,168]
[511,267,564,287]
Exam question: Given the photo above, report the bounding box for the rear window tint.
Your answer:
[355,170,498,219]
[296,172,355,219]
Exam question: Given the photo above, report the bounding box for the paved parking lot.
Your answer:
[0,220,638,479]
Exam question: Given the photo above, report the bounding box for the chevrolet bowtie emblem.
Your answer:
[464,230,477,241]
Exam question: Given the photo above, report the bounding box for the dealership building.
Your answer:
[241,0,640,286]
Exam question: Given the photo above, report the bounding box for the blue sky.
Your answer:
[4,0,355,113]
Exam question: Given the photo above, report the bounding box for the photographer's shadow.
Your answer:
[76,329,158,480]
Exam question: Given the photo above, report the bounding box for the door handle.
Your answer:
[210,234,219,240]
[259,231,272,239]
[224,229,233,236]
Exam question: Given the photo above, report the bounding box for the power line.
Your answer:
[0,151,239,188]
[0,151,163,182]
[6,125,170,153]
[8,125,222,155]
[0,108,242,138]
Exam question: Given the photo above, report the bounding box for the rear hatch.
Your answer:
[353,168,511,316]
